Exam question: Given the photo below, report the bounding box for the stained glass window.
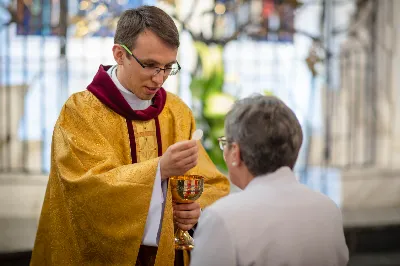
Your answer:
[15,0,156,37]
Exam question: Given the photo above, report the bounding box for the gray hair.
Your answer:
[225,95,303,176]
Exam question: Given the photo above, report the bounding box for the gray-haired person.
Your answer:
[191,95,349,266]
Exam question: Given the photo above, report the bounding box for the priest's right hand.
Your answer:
[160,140,198,180]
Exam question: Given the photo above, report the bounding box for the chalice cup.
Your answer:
[170,175,204,250]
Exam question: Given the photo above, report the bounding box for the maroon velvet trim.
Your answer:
[125,119,137,164]
[87,65,167,121]
[154,117,163,157]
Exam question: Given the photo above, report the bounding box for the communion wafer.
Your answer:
[191,129,203,141]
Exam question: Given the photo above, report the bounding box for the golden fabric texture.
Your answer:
[133,120,158,163]
[31,91,230,266]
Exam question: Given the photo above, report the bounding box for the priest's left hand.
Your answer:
[173,202,201,231]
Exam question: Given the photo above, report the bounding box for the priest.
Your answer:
[30,6,229,266]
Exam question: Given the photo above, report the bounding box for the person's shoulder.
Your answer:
[61,90,114,119]
[199,192,249,238]
[165,91,191,113]
[204,191,244,218]
[64,90,101,110]
[58,90,107,124]
[298,182,342,212]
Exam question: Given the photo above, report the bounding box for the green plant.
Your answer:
[190,42,235,171]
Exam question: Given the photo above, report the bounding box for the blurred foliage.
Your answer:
[263,90,274,96]
[190,41,235,172]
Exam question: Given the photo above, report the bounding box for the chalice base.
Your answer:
[174,229,194,250]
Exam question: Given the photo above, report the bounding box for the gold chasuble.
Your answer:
[30,65,230,266]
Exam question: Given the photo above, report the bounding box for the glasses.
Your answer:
[217,136,228,151]
[120,44,181,77]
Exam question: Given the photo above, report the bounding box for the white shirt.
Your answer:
[191,167,349,266]
[107,65,166,246]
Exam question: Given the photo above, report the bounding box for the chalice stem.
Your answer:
[174,228,194,250]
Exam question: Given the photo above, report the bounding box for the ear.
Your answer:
[230,143,242,166]
[112,44,124,65]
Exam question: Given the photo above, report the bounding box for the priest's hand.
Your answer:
[173,202,201,231]
[160,140,198,180]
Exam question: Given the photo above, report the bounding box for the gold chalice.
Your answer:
[170,175,204,250]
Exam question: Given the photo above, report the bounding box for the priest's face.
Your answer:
[113,30,178,100]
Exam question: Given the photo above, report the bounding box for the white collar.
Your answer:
[107,65,152,111]
[245,167,298,190]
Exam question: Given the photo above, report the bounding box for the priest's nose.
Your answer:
[152,71,164,86]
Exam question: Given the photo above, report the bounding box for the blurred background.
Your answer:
[0,0,399,265]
